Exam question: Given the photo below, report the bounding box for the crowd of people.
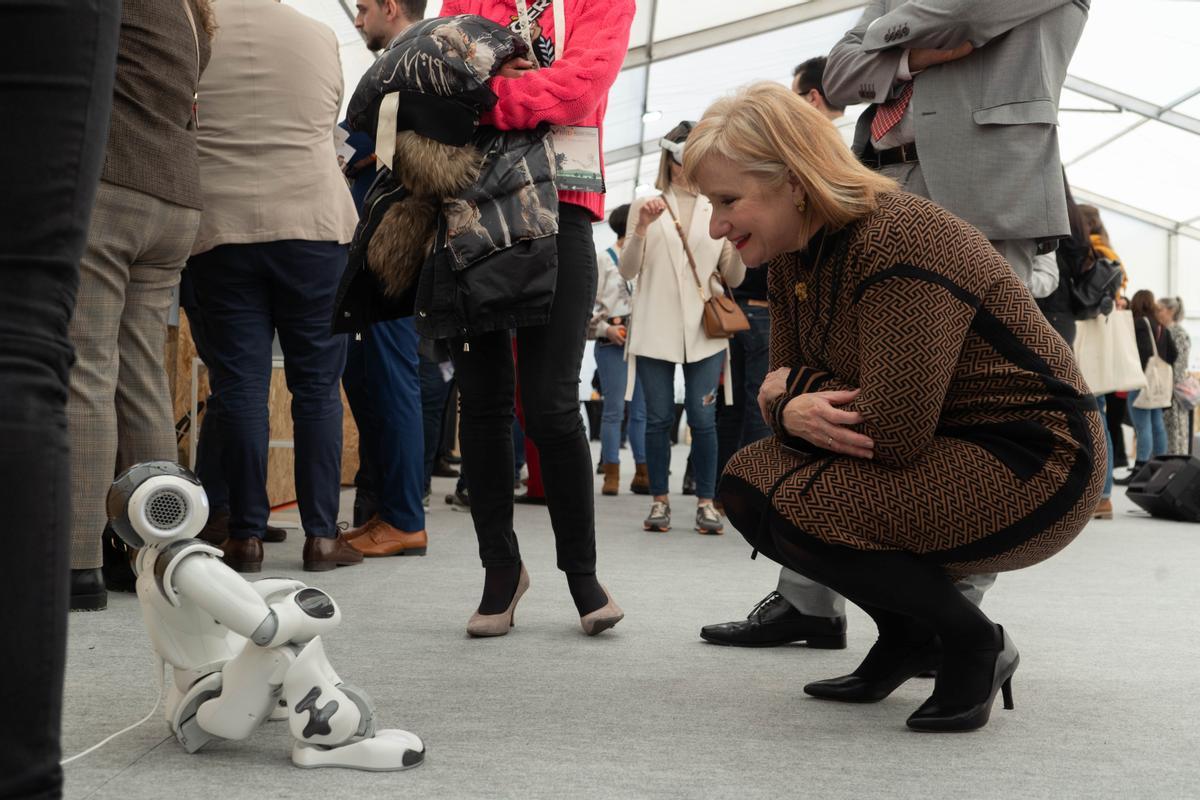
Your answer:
[5,0,1198,795]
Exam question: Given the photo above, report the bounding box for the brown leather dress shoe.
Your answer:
[264,523,288,543]
[303,533,364,572]
[343,515,380,542]
[198,510,230,546]
[221,537,263,573]
[348,520,428,557]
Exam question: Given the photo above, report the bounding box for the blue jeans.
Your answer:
[717,302,772,475]
[1096,395,1114,498]
[594,340,646,465]
[342,317,425,532]
[638,351,725,499]
[1127,389,1168,463]
[189,240,349,540]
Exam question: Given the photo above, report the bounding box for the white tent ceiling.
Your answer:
[290,0,1200,333]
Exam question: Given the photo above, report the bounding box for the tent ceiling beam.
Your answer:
[1072,188,1200,242]
[1063,76,1200,137]
[621,0,865,71]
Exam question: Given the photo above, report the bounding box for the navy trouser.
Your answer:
[342,317,425,532]
[0,1,119,796]
[188,240,348,540]
[717,301,772,477]
[179,268,229,511]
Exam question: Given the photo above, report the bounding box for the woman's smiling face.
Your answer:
[693,157,808,267]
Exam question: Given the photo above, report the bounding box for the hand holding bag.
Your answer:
[1133,318,1175,409]
[662,199,749,339]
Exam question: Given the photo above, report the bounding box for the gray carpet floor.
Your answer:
[62,444,1200,799]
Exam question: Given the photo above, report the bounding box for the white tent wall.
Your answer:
[282,0,1200,372]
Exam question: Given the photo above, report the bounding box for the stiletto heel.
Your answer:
[467,564,530,638]
[906,625,1019,732]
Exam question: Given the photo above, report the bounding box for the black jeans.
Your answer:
[188,241,349,540]
[0,2,119,797]
[453,203,597,572]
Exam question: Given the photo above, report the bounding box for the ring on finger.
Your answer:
[826,435,834,448]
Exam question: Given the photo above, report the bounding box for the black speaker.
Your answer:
[1126,455,1200,521]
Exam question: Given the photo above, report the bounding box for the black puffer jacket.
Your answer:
[333,15,558,341]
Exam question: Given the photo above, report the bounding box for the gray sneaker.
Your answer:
[644,501,671,532]
[695,504,724,535]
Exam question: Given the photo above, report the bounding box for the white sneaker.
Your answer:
[644,501,671,532]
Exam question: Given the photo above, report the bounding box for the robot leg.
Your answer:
[196,644,293,742]
[283,636,425,771]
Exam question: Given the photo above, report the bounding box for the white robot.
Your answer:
[106,461,425,771]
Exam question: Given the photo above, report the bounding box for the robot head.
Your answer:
[107,461,210,548]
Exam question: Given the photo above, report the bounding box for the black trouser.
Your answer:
[0,3,119,797]
[453,203,597,572]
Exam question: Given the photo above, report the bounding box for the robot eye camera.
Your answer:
[107,461,210,549]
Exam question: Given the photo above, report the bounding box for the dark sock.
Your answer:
[478,563,522,615]
[566,572,608,616]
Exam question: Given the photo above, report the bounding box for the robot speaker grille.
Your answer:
[145,488,189,531]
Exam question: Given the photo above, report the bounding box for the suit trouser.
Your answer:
[188,241,348,540]
[67,182,201,569]
[342,317,426,532]
[777,159,1003,617]
[0,1,119,795]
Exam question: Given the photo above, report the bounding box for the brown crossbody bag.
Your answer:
[662,199,749,339]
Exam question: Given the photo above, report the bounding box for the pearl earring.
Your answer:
[795,196,806,212]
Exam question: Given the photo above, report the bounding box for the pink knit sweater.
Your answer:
[441,0,635,220]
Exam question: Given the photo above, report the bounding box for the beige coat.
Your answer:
[190,0,358,256]
[620,190,745,400]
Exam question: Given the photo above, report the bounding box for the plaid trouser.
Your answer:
[67,180,199,569]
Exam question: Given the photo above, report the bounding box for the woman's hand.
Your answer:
[497,57,536,79]
[604,324,627,345]
[757,367,791,424]
[780,389,874,459]
[635,197,668,236]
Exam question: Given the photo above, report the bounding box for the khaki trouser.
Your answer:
[68,180,200,569]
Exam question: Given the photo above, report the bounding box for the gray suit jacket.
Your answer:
[824,0,1089,242]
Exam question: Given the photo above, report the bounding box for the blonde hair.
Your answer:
[681,82,896,230]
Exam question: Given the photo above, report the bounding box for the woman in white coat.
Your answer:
[621,122,746,534]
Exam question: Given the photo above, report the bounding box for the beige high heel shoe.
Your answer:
[579,586,624,636]
[467,564,530,637]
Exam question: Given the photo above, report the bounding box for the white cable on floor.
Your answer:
[60,655,166,766]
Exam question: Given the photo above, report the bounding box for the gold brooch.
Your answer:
[794,282,808,301]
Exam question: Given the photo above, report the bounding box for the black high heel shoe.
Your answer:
[804,637,942,703]
[906,625,1018,732]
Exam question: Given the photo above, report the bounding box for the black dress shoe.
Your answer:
[70,568,107,612]
[432,458,460,478]
[804,638,943,703]
[700,592,847,648]
[101,526,137,593]
[221,537,263,573]
[907,626,1019,733]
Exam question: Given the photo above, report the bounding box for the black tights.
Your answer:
[723,481,1000,698]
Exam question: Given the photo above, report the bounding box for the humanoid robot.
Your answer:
[106,461,425,771]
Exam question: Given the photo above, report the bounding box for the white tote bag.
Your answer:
[1073,309,1147,396]
[1133,317,1174,409]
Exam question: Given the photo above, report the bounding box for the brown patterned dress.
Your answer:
[722,192,1106,575]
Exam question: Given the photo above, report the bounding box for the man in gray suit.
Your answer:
[701,0,1088,648]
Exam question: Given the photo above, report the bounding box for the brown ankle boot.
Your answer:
[630,463,650,495]
[601,463,620,496]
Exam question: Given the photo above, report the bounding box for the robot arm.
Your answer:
[171,554,342,648]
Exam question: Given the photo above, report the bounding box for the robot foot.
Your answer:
[292,729,425,772]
